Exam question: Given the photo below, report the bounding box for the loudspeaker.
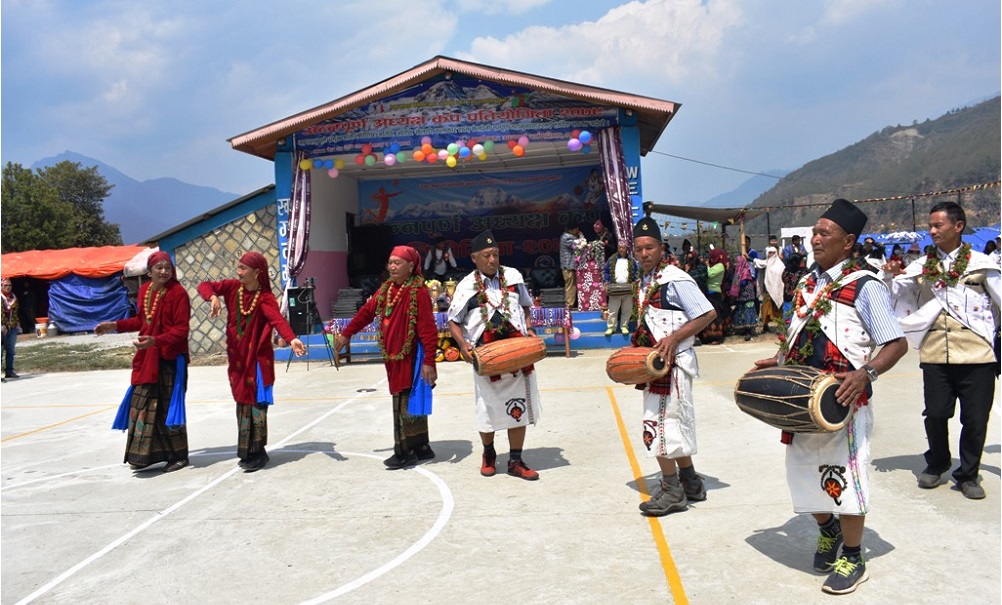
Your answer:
[286,287,315,334]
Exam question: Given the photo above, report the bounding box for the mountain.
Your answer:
[31,152,240,244]
[743,96,1001,234]
[699,171,789,208]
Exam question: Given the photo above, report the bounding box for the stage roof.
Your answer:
[644,202,764,224]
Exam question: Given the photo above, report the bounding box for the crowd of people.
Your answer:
[4,197,996,598]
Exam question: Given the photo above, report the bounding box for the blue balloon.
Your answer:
[581,145,592,155]
[579,131,592,144]
[312,159,324,169]
[323,159,334,169]
[458,146,471,158]
[389,142,401,154]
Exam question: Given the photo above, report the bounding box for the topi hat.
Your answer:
[470,230,498,253]
[819,198,868,239]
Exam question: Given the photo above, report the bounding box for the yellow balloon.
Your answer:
[299,159,312,170]
[446,156,457,168]
[334,159,345,170]
[478,153,488,161]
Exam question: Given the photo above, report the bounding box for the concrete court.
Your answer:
[0,341,999,605]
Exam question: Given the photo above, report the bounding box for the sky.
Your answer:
[2,0,999,206]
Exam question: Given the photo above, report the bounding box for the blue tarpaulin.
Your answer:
[47,273,132,333]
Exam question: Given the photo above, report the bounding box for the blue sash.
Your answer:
[407,342,433,416]
[256,362,274,405]
[111,386,134,431]
[165,356,187,427]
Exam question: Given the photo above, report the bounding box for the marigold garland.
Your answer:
[921,242,971,288]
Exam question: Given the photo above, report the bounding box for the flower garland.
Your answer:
[475,268,514,338]
[144,286,164,323]
[236,285,262,337]
[373,276,423,361]
[777,258,866,363]
[921,242,971,288]
[632,260,669,326]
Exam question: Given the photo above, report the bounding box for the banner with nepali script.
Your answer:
[295,77,618,157]
[357,166,608,270]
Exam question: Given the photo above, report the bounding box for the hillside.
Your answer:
[744,96,1001,234]
[31,152,240,244]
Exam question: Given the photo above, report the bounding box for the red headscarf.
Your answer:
[389,245,422,276]
[239,251,271,290]
[709,248,728,267]
[147,250,178,283]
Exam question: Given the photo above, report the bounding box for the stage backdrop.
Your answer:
[355,166,607,271]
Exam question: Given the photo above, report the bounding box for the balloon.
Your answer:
[422,143,433,155]
[335,159,345,170]
[396,151,406,163]
[389,142,401,154]
[413,150,426,161]
[517,135,529,147]
[355,154,365,165]
[299,159,312,170]
[437,149,449,160]
[458,146,471,158]
[446,143,459,155]
[571,129,581,139]
[384,154,396,166]
[512,145,525,157]
[361,143,372,155]
[427,152,438,163]
[327,168,339,178]
[313,159,324,169]
[553,331,565,344]
[364,154,376,166]
[478,153,488,161]
[579,131,592,144]
[421,135,432,145]
[446,156,457,168]
[483,140,495,152]
[581,145,592,155]
[467,138,477,147]
[570,327,581,340]
[567,138,582,151]
[507,139,517,149]
[472,143,485,155]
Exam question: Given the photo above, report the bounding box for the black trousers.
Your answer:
[920,362,997,482]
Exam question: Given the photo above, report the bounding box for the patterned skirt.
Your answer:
[392,391,430,456]
[236,403,269,461]
[124,360,188,466]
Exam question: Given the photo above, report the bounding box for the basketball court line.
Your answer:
[9,376,453,605]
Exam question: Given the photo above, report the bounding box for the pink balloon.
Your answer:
[517,135,529,147]
[570,327,581,340]
[384,154,396,166]
[567,138,582,152]
[327,168,339,178]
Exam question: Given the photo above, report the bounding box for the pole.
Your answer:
[766,210,772,240]
[740,217,747,256]
[911,197,916,232]
[696,220,702,253]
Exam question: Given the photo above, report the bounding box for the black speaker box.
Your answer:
[286,287,315,334]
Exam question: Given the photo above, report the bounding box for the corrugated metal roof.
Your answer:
[229,55,679,162]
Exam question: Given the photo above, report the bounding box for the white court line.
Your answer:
[12,378,391,605]
[1,464,123,492]
[298,452,455,605]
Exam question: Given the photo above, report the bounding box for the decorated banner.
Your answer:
[357,166,607,269]
[294,77,618,158]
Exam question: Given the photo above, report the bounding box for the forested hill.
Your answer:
[745,96,1000,234]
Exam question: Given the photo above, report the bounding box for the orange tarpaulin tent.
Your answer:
[1,245,150,280]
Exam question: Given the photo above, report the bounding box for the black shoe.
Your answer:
[813,530,844,572]
[5,372,19,379]
[163,459,189,473]
[918,469,944,489]
[681,474,707,502]
[129,462,155,471]
[384,452,417,470]
[243,452,269,473]
[639,476,688,516]
[822,555,868,594]
[415,445,435,461]
[958,479,986,500]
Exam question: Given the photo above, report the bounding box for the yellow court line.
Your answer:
[605,386,688,605]
[1,406,116,443]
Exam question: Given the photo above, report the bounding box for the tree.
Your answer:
[37,161,121,246]
[1,161,122,253]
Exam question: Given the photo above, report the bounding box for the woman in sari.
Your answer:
[729,254,759,341]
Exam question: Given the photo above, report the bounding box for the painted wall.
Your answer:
[299,172,359,318]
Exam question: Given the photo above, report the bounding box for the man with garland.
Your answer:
[603,240,640,336]
[335,246,439,469]
[754,198,906,595]
[630,217,717,516]
[448,230,542,481]
[879,201,1001,500]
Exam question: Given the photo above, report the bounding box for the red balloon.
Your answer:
[354,154,365,165]
[361,143,373,155]
[507,140,517,149]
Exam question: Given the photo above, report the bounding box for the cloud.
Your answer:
[460,0,743,90]
[821,0,903,26]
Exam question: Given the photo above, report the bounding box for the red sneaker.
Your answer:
[507,459,539,481]
[481,452,497,477]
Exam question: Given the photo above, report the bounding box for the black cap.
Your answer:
[471,230,498,252]
[633,217,662,242]
[819,198,868,239]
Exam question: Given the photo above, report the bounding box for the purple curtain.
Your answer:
[287,154,312,279]
[598,127,633,246]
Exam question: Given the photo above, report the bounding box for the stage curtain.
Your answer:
[598,127,633,245]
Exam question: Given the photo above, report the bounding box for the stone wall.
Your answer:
[175,205,282,355]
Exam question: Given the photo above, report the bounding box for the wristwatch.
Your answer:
[862,364,878,382]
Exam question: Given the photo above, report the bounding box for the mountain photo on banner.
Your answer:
[31,152,239,245]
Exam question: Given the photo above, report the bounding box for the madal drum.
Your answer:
[733,365,849,433]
